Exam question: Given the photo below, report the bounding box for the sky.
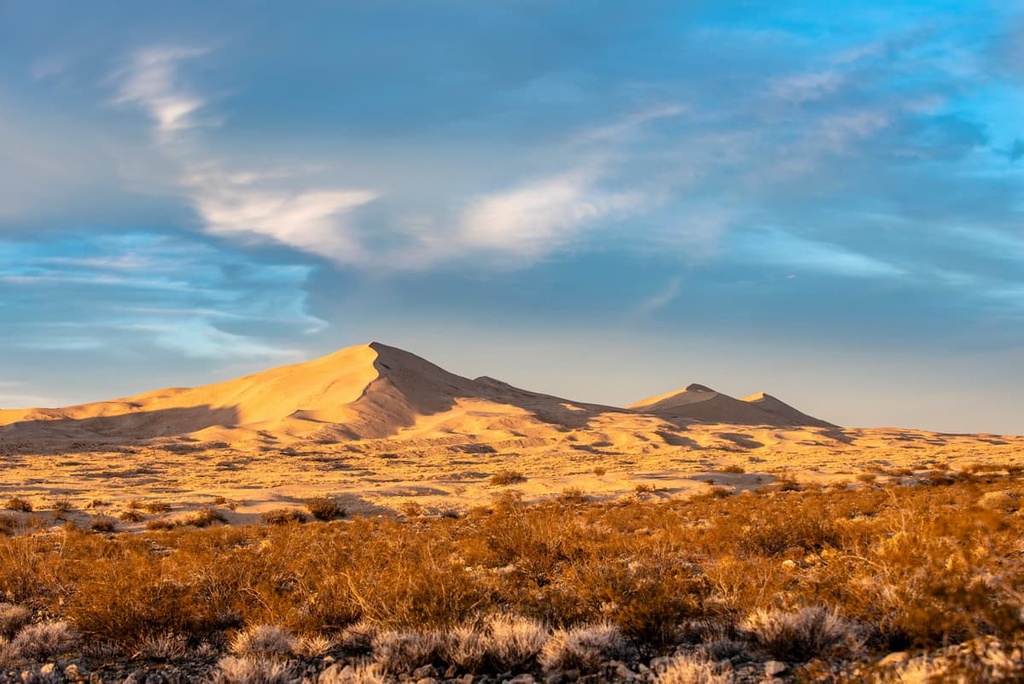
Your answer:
[0,1,1022,433]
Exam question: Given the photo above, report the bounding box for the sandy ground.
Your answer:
[1,342,1021,530]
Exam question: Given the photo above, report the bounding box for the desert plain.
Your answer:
[1,341,1020,530]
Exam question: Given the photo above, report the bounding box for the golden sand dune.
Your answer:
[1,342,1021,526]
[0,342,827,444]
[630,383,836,428]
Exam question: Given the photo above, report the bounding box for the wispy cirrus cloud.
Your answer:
[114,46,381,265]
[0,232,323,361]
[459,169,645,259]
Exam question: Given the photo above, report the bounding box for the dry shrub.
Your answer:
[318,661,387,684]
[211,656,296,684]
[50,497,73,520]
[182,506,228,528]
[143,502,172,514]
[485,614,549,670]
[655,655,733,684]
[231,624,297,658]
[742,606,860,661]
[0,515,16,536]
[305,496,346,521]
[4,497,32,513]
[0,604,31,638]
[338,620,378,653]
[89,516,117,533]
[133,632,188,660]
[296,633,334,658]
[371,629,447,674]
[7,621,77,661]
[145,518,176,531]
[538,622,629,672]
[490,470,527,486]
[119,509,145,523]
[444,624,490,671]
[261,508,307,525]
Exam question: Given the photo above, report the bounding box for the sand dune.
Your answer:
[0,342,625,443]
[1,341,1022,525]
[629,383,835,427]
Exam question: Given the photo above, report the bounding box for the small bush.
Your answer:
[0,515,17,535]
[593,466,607,477]
[557,487,589,505]
[444,624,490,671]
[145,518,175,531]
[133,632,188,661]
[89,516,118,533]
[0,604,32,638]
[260,508,307,525]
[857,473,878,484]
[143,502,172,514]
[372,629,446,674]
[719,464,746,474]
[538,622,629,672]
[50,497,73,520]
[230,624,297,658]
[4,497,32,513]
[655,655,733,684]
[8,621,77,661]
[319,661,387,684]
[490,470,527,486]
[742,606,860,661]
[181,506,228,528]
[486,614,549,670]
[211,656,295,684]
[305,496,346,521]
[119,510,144,523]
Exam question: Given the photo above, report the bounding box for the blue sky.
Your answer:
[0,1,1022,432]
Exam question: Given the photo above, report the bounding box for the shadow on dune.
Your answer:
[0,405,241,446]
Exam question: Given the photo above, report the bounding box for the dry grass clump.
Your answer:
[261,508,307,525]
[3,497,32,513]
[490,470,527,486]
[143,501,172,514]
[318,661,387,684]
[132,631,189,660]
[655,655,734,684]
[371,629,447,674]
[0,604,31,639]
[538,622,629,672]
[230,624,297,658]
[6,621,77,661]
[485,614,549,670]
[181,506,228,528]
[211,655,295,684]
[305,496,346,521]
[88,516,118,533]
[742,606,861,661]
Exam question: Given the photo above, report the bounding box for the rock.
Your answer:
[417,678,438,684]
[544,674,565,684]
[648,657,672,672]
[610,661,637,680]
[462,676,475,684]
[878,652,909,667]
[508,675,535,684]
[65,663,85,681]
[765,661,788,677]
[563,670,580,682]
[445,665,459,678]
[635,664,651,676]
[415,666,440,680]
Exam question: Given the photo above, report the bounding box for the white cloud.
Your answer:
[115,46,210,138]
[735,228,907,279]
[185,166,378,265]
[460,170,645,258]
[114,47,381,265]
